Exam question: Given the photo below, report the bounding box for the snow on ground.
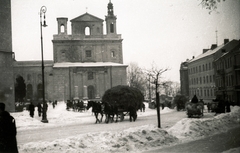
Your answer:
[11,102,240,153]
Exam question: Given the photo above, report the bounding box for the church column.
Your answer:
[82,71,88,99]
[95,72,100,99]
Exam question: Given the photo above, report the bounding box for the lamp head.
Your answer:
[43,20,47,27]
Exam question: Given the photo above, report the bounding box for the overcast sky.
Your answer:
[11,0,240,82]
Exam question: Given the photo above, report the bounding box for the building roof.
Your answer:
[53,62,128,68]
[189,44,224,63]
[189,39,239,63]
[70,13,104,22]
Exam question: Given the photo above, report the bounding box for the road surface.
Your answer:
[17,110,186,145]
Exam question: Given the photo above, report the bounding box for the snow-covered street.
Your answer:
[11,102,240,153]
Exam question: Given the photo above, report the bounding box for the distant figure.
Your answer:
[142,103,145,112]
[54,100,58,105]
[226,100,231,113]
[52,101,55,109]
[207,103,211,113]
[191,95,199,103]
[0,102,19,153]
[37,102,42,117]
[45,102,48,112]
[28,102,35,118]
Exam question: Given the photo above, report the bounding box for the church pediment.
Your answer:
[70,13,104,22]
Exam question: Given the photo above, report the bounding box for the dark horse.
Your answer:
[87,101,104,124]
[103,102,119,123]
[128,105,137,122]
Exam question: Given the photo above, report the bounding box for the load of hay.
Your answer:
[102,85,144,110]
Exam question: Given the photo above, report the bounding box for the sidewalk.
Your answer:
[143,126,240,153]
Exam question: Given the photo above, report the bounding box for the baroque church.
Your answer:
[4,1,127,109]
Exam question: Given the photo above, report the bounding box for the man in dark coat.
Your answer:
[191,95,199,103]
[0,102,19,153]
[37,102,42,117]
[28,102,35,118]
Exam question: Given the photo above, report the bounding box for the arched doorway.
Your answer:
[87,85,95,99]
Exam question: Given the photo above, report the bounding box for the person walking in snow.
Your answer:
[191,95,199,103]
[37,102,42,117]
[28,102,35,118]
[0,102,19,153]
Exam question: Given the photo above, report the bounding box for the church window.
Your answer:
[86,50,92,58]
[97,27,100,33]
[85,27,90,35]
[111,51,115,57]
[60,24,65,33]
[61,52,65,61]
[88,72,93,80]
[110,22,114,33]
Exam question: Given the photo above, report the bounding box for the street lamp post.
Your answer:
[40,6,48,123]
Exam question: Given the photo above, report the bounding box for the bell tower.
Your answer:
[105,0,117,35]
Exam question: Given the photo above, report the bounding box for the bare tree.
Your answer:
[127,62,147,96]
[144,63,170,128]
[161,81,180,97]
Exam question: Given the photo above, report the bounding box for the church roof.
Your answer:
[70,13,104,22]
[53,62,128,68]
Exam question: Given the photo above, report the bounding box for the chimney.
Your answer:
[203,49,208,53]
[210,44,217,50]
[224,39,229,45]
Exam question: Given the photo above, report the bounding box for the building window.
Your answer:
[203,65,205,71]
[86,50,92,58]
[110,22,114,33]
[61,24,65,33]
[88,72,93,80]
[199,66,201,72]
[85,27,90,35]
[61,52,65,61]
[111,51,115,57]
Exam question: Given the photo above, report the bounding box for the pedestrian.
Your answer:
[191,95,199,103]
[142,103,145,112]
[207,103,211,113]
[52,101,55,109]
[28,102,35,118]
[54,100,58,105]
[37,102,42,117]
[0,102,19,153]
[226,100,231,113]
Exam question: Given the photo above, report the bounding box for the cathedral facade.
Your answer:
[14,2,127,102]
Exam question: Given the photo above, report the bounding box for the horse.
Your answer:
[87,101,104,124]
[103,102,119,123]
[66,100,73,111]
[128,105,137,122]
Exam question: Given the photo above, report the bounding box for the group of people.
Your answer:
[28,101,49,118]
